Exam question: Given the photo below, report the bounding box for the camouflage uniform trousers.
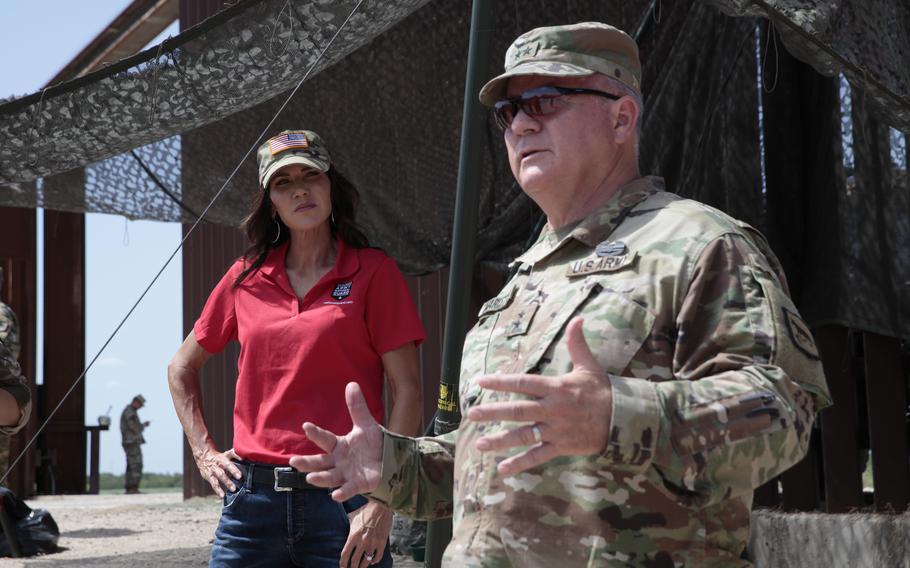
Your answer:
[123,443,143,489]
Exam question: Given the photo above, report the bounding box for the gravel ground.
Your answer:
[1,493,423,567]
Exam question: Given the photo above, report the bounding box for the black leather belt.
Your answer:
[244,463,321,492]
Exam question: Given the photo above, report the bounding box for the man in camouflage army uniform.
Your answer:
[292,22,832,567]
[120,394,149,494]
[0,267,23,481]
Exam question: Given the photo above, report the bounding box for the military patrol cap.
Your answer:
[133,394,146,404]
[479,22,641,106]
[257,130,332,189]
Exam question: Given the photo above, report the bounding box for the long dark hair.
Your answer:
[233,167,370,287]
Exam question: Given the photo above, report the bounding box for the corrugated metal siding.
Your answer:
[406,269,447,428]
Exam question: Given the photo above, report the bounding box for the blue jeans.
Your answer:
[209,463,393,567]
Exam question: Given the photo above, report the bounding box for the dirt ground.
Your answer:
[2,493,423,567]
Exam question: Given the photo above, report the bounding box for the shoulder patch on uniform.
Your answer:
[783,307,819,360]
[566,251,637,278]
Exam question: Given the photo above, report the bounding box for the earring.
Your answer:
[271,217,281,244]
[331,211,336,228]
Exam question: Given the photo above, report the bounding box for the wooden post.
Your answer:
[86,424,108,494]
[42,170,87,494]
[781,430,821,511]
[862,332,910,512]
[815,325,863,512]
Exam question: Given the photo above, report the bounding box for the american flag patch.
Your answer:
[269,132,310,155]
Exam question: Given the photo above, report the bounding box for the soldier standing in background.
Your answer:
[292,22,833,566]
[120,394,149,494]
[0,267,22,482]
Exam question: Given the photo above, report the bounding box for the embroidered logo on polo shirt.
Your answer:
[331,281,353,300]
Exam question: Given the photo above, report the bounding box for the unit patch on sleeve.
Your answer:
[331,281,353,300]
[783,307,820,360]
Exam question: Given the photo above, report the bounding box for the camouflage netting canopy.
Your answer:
[0,0,432,217]
[705,0,910,130]
[0,0,908,337]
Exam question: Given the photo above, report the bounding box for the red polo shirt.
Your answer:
[194,239,424,464]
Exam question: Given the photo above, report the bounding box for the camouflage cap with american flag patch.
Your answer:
[257,129,332,188]
[478,22,641,106]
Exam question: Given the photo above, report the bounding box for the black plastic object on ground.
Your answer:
[0,488,60,557]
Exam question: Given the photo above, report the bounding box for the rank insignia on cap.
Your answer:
[331,281,353,300]
[269,132,310,155]
[596,241,627,257]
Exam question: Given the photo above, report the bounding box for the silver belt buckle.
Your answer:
[274,466,295,492]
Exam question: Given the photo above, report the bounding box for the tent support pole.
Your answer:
[424,0,494,566]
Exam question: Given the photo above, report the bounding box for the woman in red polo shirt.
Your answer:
[168,130,424,568]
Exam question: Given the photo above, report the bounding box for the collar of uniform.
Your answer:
[258,237,359,289]
[512,176,663,268]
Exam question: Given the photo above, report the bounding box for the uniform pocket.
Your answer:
[522,280,656,376]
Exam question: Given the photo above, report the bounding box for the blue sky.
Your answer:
[1,2,184,475]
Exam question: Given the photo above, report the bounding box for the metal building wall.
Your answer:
[0,205,37,496]
[179,0,247,499]
[179,223,244,499]
[0,179,87,497]
[39,177,87,495]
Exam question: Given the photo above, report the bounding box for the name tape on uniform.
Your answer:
[566,252,637,278]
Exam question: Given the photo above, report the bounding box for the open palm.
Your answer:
[290,382,384,502]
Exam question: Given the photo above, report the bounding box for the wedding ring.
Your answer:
[365,552,375,561]
[531,424,543,444]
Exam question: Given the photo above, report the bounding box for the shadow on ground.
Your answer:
[22,546,211,567]
[61,528,140,538]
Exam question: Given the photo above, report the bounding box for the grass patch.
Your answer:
[98,486,181,494]
[92,472,182,492]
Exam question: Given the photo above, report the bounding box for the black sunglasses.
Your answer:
[492,86,621,130]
